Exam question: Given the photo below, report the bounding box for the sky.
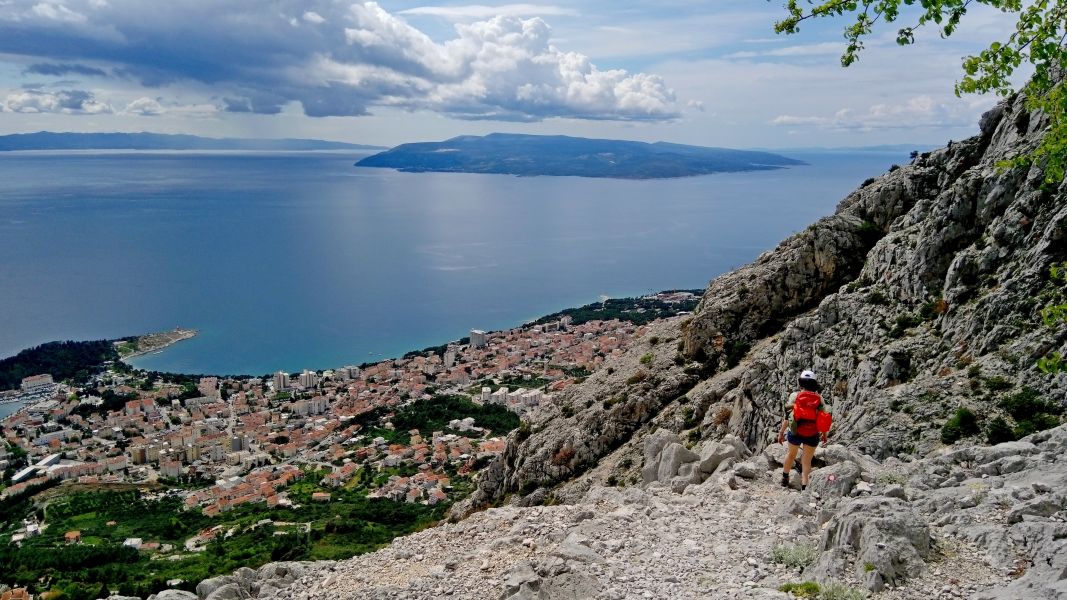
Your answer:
[0,0,1025,148]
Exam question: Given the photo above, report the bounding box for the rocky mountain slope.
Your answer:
[160,424,1067,599]
[460,90,1065,513]
[135,92,1065,599]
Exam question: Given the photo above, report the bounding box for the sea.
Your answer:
[0,149,908,376]
[0,402,22,420]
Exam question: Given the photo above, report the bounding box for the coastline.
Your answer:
[0,329,198,419]
[5,292,699,382]
[117,327,198,362]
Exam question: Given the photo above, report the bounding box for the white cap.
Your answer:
[799,369,817,381]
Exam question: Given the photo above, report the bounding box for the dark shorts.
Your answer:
[787,431,820,447]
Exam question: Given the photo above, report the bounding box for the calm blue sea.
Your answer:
[0,149,907,375]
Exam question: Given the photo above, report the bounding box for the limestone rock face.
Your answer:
[148,592,198,600]
[460,89,1066,512]
[192,423,1067,599]
[202,584,244,600]
[806,461,862,499]
[811,496,932,591]
[196,576,235,600]
[679,90,1066,459]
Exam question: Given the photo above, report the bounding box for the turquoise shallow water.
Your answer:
[0,149,907,375]
[0,402,23,419]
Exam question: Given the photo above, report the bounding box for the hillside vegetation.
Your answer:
[0,340,121,390]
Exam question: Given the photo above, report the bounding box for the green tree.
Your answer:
[773,0,1067,182]
[1037,262,1067,374]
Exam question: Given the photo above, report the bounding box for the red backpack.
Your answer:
[793,390,832,435]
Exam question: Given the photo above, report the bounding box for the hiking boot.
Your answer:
[780,472,790,488]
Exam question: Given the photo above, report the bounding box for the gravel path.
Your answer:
[268,470,1002,600]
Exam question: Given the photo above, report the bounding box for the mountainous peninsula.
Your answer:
[0,132,382,152]
[355,133,805,179]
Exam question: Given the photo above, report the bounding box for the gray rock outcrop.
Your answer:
[191,424,1067,599]
[147,591,198,600]
[459,82,1065,515]
[810,496,932,591]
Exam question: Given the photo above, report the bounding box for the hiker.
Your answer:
[776,369,830,491]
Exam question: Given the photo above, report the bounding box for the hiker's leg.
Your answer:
[800,444,817,486]
[783,443,800,476]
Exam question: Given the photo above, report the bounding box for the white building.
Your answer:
[12,466,38,483]
[298,369,319,389]
[448,417,479,432]
[20,373,54,392]
[489,387,508,405]
[470,329,489,349]
[272,371,291,391]
[309,396,329,415]
[520,389,543,409]
[335,365,361,381]
[160,460,182,479]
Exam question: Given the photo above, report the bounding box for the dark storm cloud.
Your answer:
[24,62,108,77]
[0,1,679,121]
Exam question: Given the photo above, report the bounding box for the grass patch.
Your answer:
[779,582,821,598]
[626,371,648,385]
[725,341,751,368]
[941,407,980,444]
[888,313,923,338]
[771,542,819,569]
[985,416,1016,445]
[983,376,1013,391]
[821,582,867,600]
[998,388,1063,439]
[875,471,908,486]
[866,290,890,305]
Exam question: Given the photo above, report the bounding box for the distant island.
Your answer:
[0,132,383,152]
[355,133,805,179]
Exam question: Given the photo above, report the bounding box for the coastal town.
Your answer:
[0,292,698,573]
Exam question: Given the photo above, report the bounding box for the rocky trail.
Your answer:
[158,423,1067,600]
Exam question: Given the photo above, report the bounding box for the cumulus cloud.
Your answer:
[123,96,163,115]
[31,2,88,23]
[770,95,983,131]
[3,88,111,113]
[0,1,678,121]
